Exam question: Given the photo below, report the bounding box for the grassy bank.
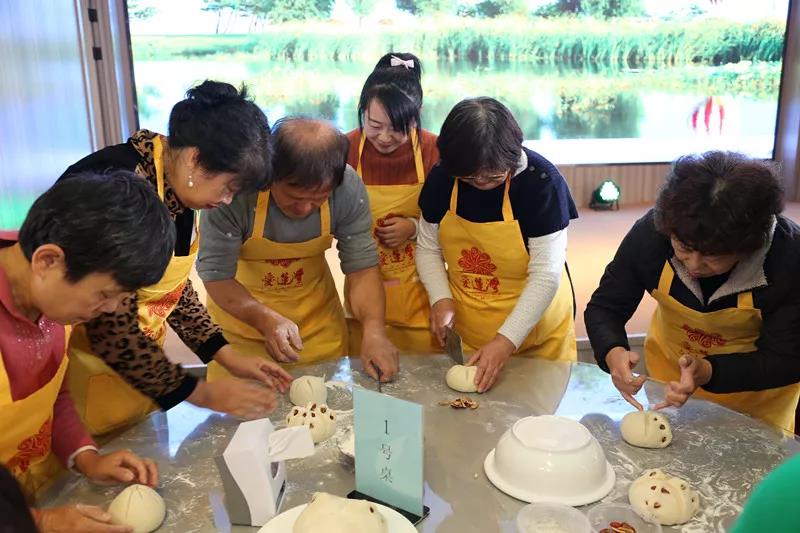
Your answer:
[132,17,786,68]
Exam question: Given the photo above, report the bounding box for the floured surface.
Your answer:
[38,357,800,532]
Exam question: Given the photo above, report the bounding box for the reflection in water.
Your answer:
[133,58,776,146]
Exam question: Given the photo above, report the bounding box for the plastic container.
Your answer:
[516,502,591,533]
[586,503,663,533]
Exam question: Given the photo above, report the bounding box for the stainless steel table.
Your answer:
[39,356,800,532]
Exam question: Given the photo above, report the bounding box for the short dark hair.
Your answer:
[20,171,175,291]
[168,80,271,192]
[654,151,784,255]
[270,117,349,190]
[0,465,36,533]
[358,52,424,135]
[437,97,523,177]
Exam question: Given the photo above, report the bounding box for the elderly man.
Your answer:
[199,117,399,382]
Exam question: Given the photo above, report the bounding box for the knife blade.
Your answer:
[374,364,383,393]
[444,326,465,365]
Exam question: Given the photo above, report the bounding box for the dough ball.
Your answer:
[289,376,327,406]
[446,365,478,393]
[628,469,700,526]
[620,411,673,448]
[294,492,387,533]
[108,484,166,533]
[286,402,337,443]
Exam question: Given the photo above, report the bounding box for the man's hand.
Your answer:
[258,310,303,363]
[189,378,277,419]
[33,505,133,532]
[466,334,515,393]
[606,346,647,410]
[375,216,416,249]
[430,298,456,347]
[73,449,157,487]
[360,328,399,382]
[214,346,293,393]
[654,355,712,410]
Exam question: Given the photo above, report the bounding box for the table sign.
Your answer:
[353,387,425,518]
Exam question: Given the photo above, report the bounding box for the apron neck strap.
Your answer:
[357,130,425,184]
[320,199,331,235]
[251,190,332,239]
[152,136,166,201]
[252,191,270,240]
[737,291,755,309]
[410,129,425,184]
[658,261,675,294]
[500,178,513,221]
[0,346,10,404]
[450,178,513,221]
[661,260,755,309]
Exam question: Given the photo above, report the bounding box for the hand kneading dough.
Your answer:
[629,469,699,525]
[294,492,387,533]
[289,375,327,406]
[108,484,166,533]
[446,365,478,393]
[286,402,336,443]
[620,411,673,448]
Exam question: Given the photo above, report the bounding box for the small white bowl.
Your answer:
[484,415,615,506]
[516,502,591,533]
[587,503,663,533]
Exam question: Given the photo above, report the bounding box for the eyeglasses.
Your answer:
[457,171,510,185]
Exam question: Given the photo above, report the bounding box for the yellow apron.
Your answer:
[645,261,800,433]
[348,130,436,354]
[0,330,70,501]
[67,136,198,435]
[207,191,347,379]
[439,179,576,359]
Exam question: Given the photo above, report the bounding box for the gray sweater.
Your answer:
[198,166,378,281]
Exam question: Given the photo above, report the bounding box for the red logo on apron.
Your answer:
[262,268,305,290]
[7,417,53,475]
[682,324,727,349]
[379,243,415,269]
[264,258,299,268]
[146,284,185,319]
[457,247,500,297]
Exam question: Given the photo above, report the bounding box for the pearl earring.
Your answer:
[188,174,194,188]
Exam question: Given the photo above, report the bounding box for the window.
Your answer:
[127,0,792,164]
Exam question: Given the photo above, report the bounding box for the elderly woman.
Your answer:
[416,97,578,393]
[585,151,800,433]
[59,80,291,436]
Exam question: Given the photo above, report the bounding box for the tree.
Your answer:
[397,0,458,16]
[268,0,323,22]
[459,0,525,18]
[581,0,644,18]
[533,0,643,18]
[127,0,156,20]
[202,0,241,34]
[347,0,376,23]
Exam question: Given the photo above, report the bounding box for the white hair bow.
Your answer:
[390,55,414,69]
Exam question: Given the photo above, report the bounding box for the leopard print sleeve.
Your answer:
[165,279,228,363]
[85,294,198,409]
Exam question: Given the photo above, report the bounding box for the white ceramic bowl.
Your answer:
[484,415,615,506]
[586,503,663,533]
[516,502,591,533]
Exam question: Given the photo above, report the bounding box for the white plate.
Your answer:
[484,449,616,507]
[258,501,417,533]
